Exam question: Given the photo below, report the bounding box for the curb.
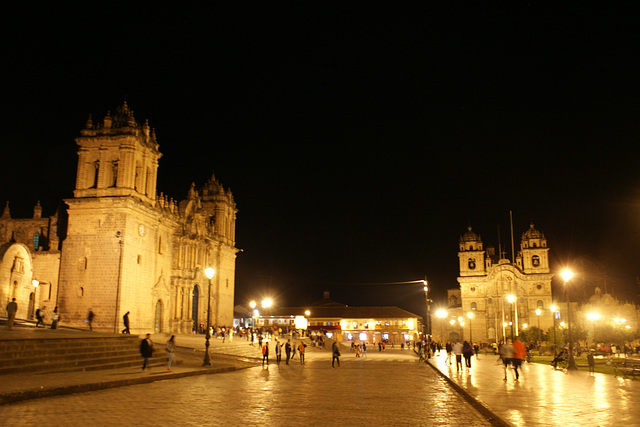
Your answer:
[0,365,240,406]
[425,360,513,427]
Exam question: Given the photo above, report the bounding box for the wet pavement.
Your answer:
[427,350,640,426]
[0,331,493,426]
[3,326,640,426]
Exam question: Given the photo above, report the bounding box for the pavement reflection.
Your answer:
[428,350,640,426]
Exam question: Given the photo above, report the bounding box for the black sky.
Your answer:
[2,4,639,317]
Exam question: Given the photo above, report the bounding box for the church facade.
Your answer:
[437,224,555,344]
[0,103,238,334]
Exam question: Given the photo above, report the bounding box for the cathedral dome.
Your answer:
[460,226,481,242]
[522,223,544,240]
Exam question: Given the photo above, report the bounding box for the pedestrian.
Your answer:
[587,350,595,373]
[500,339,515,381]
[332,341,341,368]
[250,329,255,346]
[298,342,306,364]
[452,340,463,371]
[462,341,474,368]
[122,311,130,334]
[445,340,453,365]
[285,339,292,364]
[140,333,154,370]
[512,337,526,380]
[362,342,368,358]
[6,298,17,330]
[262,342,269,367]
[275,339,282,365]
[51,306,60,329]
[165,335,176,371]
[258,334,263,348]
[35,307,45,328]
[87,309,95,331]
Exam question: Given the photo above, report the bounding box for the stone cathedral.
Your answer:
[455,224,554,343]
[0,103,238,334]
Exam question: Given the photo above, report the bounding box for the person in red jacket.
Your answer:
[512,337,527,380]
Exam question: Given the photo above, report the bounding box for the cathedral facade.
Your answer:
[442,224,555,344]
[0,103,238,334]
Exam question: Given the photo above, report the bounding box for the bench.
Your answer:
[612,359,640,379]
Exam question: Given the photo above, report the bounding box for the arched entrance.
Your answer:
[154,300,163,333]
[191,285,200,333]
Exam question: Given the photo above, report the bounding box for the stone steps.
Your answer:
[0,335,171,375]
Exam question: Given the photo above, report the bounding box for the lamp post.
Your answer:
[562,269,577,370]
[550,304,558,357]
[587,313,600,349]
[203,267,215,366]
[423,279,432,347]
[467,312,474,345]
[249,301,257,328]
[535,308,542,355]
[507,295,516,339]
[436,309,447,343]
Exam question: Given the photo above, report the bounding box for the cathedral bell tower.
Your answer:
[58,103,163,331]
[74,102,161,205]
[458,226,486,277]
[519,223,550,274]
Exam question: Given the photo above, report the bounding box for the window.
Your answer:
[537,300,544,309]
[471,302,477,310]
[468,258,476,269]
[532,255,540,267]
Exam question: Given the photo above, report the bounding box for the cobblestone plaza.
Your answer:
[0,349,491,426]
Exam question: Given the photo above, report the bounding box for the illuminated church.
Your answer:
[437,224,555,343]
[0,103,238,334]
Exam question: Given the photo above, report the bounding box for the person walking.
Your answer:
[140,333,154,370]
[452,340,463,371]
[587,350,596,373]
[298,342,306,364]
[285,340,292,364]
[500,339,515,381]
[35,307,45,328]
[275,339,282,365]
[445,341,453,365]
[332,341,341,368]
[462,341,474,368]
[122,311,130,334]
[165,335,176,371]
[262,342,269,367]
[87,309,95,331]
[51,306,60,329]
[6,298,17,330]
[512,337,526,380]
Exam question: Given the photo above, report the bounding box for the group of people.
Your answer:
[445,340,476,370]
[4,299,61,330]
[497,338,527,380]
[139,334,176,371]
[442,337,527,380]
[261,339,307,367]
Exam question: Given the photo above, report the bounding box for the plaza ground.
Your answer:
[2,328,640,426]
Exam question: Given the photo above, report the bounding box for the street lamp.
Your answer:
[203,267,215,366]
[562,269,577,370]
[467,312,474,344]
[507,295,516,339]
[535,308,542,355]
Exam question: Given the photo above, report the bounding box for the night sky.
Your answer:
[2,4,639,318]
